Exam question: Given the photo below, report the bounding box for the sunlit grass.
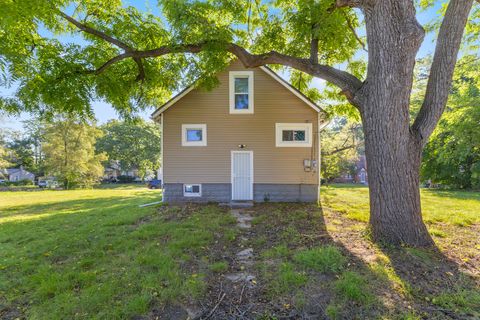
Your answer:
[322,184,480,226]
[0,186,235,319]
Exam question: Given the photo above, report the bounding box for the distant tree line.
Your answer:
[0,116,161,189]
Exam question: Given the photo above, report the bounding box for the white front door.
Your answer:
[231,151,253,200]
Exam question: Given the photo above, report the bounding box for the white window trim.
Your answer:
[183,184,202,197]
[229,71,254,114]
[182,124,207,146]
[275,123,313,147]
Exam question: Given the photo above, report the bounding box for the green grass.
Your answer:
[2,185,479,319]
[209,261,229,273]
[261,244,290,259]
[431,289,480,315]
[334,271,373,304]
[0,186,235,319]
[268,262,308,296]
[294,245,346,273]
[322,184,480,226]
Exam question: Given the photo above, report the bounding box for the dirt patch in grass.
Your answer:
[180,203,480,320]
[187,204,387,319]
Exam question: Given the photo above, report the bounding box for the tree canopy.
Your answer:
[43,116,106,188]
[419,55,480,188]
[96,119,161,180]
[0,0,369,118]
[321,118,364,182]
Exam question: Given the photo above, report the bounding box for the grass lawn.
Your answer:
[0,186,236,319]
[0,184,479,319]
[322,183,480,226]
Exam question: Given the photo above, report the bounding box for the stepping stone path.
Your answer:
[230,209,253,229]
[225,208,257,288]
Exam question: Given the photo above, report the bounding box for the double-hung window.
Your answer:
[275,123,312,147]
[229,71,254,114]
[182,124,207,146]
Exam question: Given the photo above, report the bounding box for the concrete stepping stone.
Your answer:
[231,209,253,229]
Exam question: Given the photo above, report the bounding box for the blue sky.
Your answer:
[0,1,444,132]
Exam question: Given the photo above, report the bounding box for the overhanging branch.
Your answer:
[411,0,474,145]
[58,10,364,107]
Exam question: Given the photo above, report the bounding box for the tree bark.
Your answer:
[359,0,435,246]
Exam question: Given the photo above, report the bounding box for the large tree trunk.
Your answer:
[359,1,435,246]
[363,123,433,246]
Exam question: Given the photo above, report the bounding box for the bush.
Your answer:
[294,245,346,273]
[3,179,34,186]
[117,175,135,183]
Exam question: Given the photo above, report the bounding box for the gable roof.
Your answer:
[151,66,325,119]
[1,168,34,176]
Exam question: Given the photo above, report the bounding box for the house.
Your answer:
[0,167,35,182]
[332,155,368,184]
[152,61,327,203]
[355,155,368,184]
[103,161,153,182]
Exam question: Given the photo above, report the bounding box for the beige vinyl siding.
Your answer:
[163,61,319,184]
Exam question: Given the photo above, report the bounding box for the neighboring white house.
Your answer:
[1,167,35,182]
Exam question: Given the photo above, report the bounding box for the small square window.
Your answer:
[182,124,207,146]
[230,71,254,114]
[184,184,201,197]
[186,129,202,142]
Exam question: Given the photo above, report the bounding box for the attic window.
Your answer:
[229,71,254,114]
[182,124,207,146]
[276,123,312,147]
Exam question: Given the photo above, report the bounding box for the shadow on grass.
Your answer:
[421,188,480,200]
[94,183,151,190]
[378,244,480,319]
[0,191,161,226]
[199,202,406,319]
[230,201,479,319]
[1,193,477,319]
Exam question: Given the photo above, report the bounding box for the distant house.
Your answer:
[1,167,35,182]
[152,61,327,203]
[103,161,122,181]
[355,155,368,184]
[332,155,368,184]
[103,161,156,182]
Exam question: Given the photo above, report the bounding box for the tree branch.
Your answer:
[58,11,132,51]
[58,11,364,107]
[323,142,364,156]
[411,0,474,145]
[310,38,319,64]
[227,44,363,103]
[343,13,367,52]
